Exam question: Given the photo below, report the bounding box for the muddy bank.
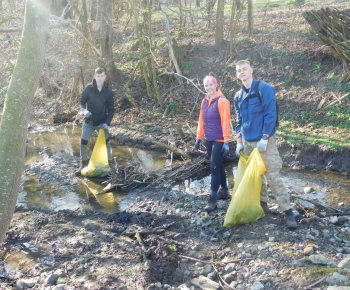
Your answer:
[2,183,350,289]
[109,123,350,173]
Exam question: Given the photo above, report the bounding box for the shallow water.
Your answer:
[19,122,350,215]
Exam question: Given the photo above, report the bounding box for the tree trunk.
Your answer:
[247,0,253,37]
[196,0,200,7]
[214,0,225,52]
[206,0,211,28]
[229,0,244,55]
[0,0,50,244]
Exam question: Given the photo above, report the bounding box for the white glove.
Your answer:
[235,143,244,157]
[257,138,268,151]
[101,123,108,130]
[83,109,91,118]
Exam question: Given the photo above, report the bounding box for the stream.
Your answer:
[20,121,350,214]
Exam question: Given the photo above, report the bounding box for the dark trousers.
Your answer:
[206,141,227,193]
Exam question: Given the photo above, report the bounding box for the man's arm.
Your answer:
[261,85,277,136]
[105,90,115,125]
[80,85,92,110]
[233,93,242,139]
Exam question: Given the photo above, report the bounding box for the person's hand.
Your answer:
[257,138,268,151]
[83,109,91,118]
[235,143,243,156]
[221,142,229,156]
[194,139,200,150]
[101,123,108,130]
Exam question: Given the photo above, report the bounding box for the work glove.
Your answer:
[83,109,92,118]
[221,142,229,156]
[257,138,268,151]
[235,143,243,157]
[101,123,108,130]
[194,139,200,150]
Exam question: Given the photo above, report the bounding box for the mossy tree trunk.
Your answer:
[0,0,51,245]
[214,0,225,52]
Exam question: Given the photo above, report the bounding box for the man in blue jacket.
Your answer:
[75,67,115,176]
[233,60,297,229]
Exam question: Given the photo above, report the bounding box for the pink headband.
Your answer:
[203,76,217,85]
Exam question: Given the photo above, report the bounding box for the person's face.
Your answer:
[204,81,217,95]
[94,72,107,86]
[236,64,253,82]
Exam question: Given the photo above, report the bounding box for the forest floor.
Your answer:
[1,0,350,289]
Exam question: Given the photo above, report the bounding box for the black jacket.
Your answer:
[80,79,115,126]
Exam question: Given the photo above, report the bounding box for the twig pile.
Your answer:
[303,8,350,80]
[103,155,208,193]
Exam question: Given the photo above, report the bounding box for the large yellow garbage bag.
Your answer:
[224,148,266,226]
[81,129,110,177]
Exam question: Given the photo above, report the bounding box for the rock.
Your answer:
[222,273,235,283]
[53,286,65,290]
[326,272,349,284]
[191,275,220,289]
[57,277,69,284]
[155,282,162,289]
[174,268,185,282]
[202,265,212,276]
[304,187,315,194]
[292,258,306,266]
[217,200,226,209]
[230,281,239,288]
[192,244,203,251]
[16,279,36,289]
[268,237,275,242]
[344,247,350,254]
[304,247,314,256]
[195,262,205,267]
[207,271,217,280]
[328,259,337,267]
[323,229,331,238]
[338,216,347,224]
[330,216,339,224]
[45,274,58,285]
[231,234,241,240]
[251,281,265,290]
[327,287,350,290]
[177,284,191,290]
[309,254,330,265]
[338,258,350,269]
[223,231,231,239]
[54,269,67,278]
[225,263,236,272]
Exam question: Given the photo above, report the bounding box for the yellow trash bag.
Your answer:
[224,148,266,226]
[81,129,110,177]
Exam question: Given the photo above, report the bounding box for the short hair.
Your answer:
[94,67,105,75]
[236,60,251,67]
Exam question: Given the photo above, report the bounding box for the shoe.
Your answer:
[75,160,89,176]
[260,201,271,214]
[217,188,231,200]
[284,209,298,229]
[205,196,217,212]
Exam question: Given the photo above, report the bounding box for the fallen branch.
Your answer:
[178,254,253,264]
[304,276,326,289]
[151,142,190,159]
[124,230,165,237]
[290,193,343,213]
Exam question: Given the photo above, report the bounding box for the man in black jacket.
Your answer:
[75,67,115,176]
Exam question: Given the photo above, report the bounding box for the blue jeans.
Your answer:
[206,141,227,194]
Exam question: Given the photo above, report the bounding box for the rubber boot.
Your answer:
[260,201,271,214]
[75,160,89,176]
[217,188,231,200]
[205,195,217,212]
[284,209,298,229]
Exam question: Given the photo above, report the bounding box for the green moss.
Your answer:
[303,267,335,280]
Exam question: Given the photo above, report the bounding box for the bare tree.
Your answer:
[214,0,225,52]
[0,0,51,244]
[247,0,253,37]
